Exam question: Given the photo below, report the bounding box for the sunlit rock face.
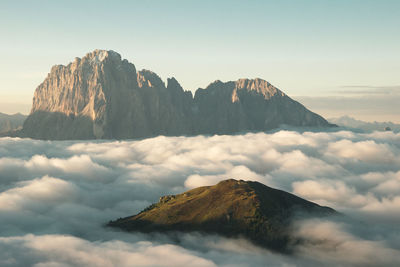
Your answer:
[26,50,140,139]
[22,50,334,140]
[192,78,332,134]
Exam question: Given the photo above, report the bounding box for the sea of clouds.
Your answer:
[1,130,400,266]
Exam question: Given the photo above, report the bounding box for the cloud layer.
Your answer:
[1,130,400,266]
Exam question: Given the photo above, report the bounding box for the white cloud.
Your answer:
[327,139,397,164]
[1,130,400,266]
[0,176,78,211]
[0,234,216,267]
[294,219,400,266]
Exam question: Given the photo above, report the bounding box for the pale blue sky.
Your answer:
[0,0,399,121]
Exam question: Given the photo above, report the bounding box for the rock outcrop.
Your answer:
[108,179,337,251]
[20,49,335,140]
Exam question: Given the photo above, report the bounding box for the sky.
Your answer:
[0,0,399,122]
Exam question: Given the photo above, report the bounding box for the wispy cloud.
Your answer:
[294,87,400,122]
[335,85,400,95]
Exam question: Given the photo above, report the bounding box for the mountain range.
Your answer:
[329,116,400,132]
[109,179,337,252]
[0,112,26,134]
[13,50,334,140]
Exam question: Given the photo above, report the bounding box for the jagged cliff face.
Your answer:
[192,78,330,134]
[28,50,139,139]
[22,50,334,140]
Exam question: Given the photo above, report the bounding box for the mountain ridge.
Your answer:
[17,49,335,140]
[329,116,400,132]
[0,112,27,134]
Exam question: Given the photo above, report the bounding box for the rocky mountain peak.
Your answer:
[166,77,180,88]
[19,49,335,140]
[137,69,165,89]
[166,77,185,93]
[48,50,122,74]
[235,78,285,100]
[85,49,121,64]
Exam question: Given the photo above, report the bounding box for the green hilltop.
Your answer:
[108,179,337,251]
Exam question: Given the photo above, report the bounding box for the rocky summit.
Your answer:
[20,50,335,140]
[108,179,337,252]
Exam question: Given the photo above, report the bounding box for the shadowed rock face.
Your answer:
[21,50,334,140]
[108,179,337,252]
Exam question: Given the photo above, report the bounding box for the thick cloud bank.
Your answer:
[1,130,400,266]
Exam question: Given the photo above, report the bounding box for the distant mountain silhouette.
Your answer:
[329,116,400,132]
[108,179,337,252]
[17,50,335,140]
[0,112,26,134]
